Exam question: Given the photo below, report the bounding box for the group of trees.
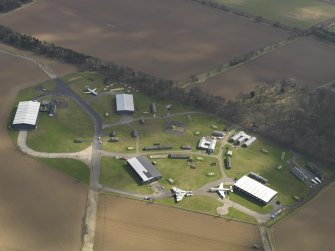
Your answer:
[1,26,335,165]
[0,0,31,13]
[221,81,335,165]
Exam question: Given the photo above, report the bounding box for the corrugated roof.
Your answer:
[234,176,277,203]
[13,101,41,126]
[127,156,162,183]
[116,94,134,112]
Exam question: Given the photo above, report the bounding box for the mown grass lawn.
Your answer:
[102,126,136,153]
[224,137,310,205]
[155,156,220,190]
[100,157,153,194]
[213,0,335,29]
[27,97,93,152]
[38,158,90,184]
[226,207,258,224]
[156,195,222,215]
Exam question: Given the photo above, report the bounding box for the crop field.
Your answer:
[274,182,335,251]
[94,195,262,251]
[212,0,335,28]
[0,0,290,80]
[0,48,86,251]
[199,38,335,99]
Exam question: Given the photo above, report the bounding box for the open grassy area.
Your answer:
[328,26,335,32]
[224,138,309,205]
[27,97,93,152]
[229,193,273,214]
[38,158,90,184]
[100,157,153,194]
[156,195,222,215]
[62,71,107,100]
[128,113,226,155]
[15,79,56,102]
[212,0,335,28]
[89,95,120,123]
[155,156,220,190]
[226,207,258,224]
[102,125,136,153]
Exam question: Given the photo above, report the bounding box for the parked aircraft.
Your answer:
[208,182,233,198]
[315,177,322,184]
[84,87,98,96]
[171,187,193,202]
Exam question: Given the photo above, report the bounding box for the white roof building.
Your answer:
[243,137,257,147]
[234,175,277,204]
[13,101,41,127]
[198,137,217,153]
[116,94,134,113]
[232,131,245,141]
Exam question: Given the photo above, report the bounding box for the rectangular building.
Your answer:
[12,101,41,130]
[116,94,134,114]
[127,156,162,184]
[234,176,277,204]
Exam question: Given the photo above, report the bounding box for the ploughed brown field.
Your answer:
[199,38,335,99]
[0,0,290,80]
[95,195,262,251]
[274,182,335,251]
[0,46,85,251]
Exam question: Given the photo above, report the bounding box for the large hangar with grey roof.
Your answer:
[116,93,134,114]
[12,101,41,130]
[127,156,162,184]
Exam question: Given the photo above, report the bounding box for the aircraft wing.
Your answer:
[218,182,224,189]
[92,88,97,92]
[218,190,226,198]
[175,193,185,202]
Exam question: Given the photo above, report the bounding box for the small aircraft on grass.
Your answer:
[208,182,233,199]
[171,187,193,202]
[84,87,98,96]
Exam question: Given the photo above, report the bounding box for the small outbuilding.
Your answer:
[116,94,134,114]
[127,156,163,184]
[12,101,41,130]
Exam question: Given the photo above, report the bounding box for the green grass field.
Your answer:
[15,80,56,102]
[27,97,93,152]
[229,193,273,214]
[102,126,136,153]
[100,157,153,194]
[212,0,335,28]
[89,95,120,123]
[328,26,335,32]
[156,195,222,215]
[38,158,90,184]
[155,156,220,190]
[128,113,226,155]
[226,207,258,224]
[225,138,310,205]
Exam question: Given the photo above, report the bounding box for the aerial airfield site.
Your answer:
[1,0,335,251]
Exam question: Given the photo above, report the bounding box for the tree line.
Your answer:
[0,0,31,13]
[0,25,334,166]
